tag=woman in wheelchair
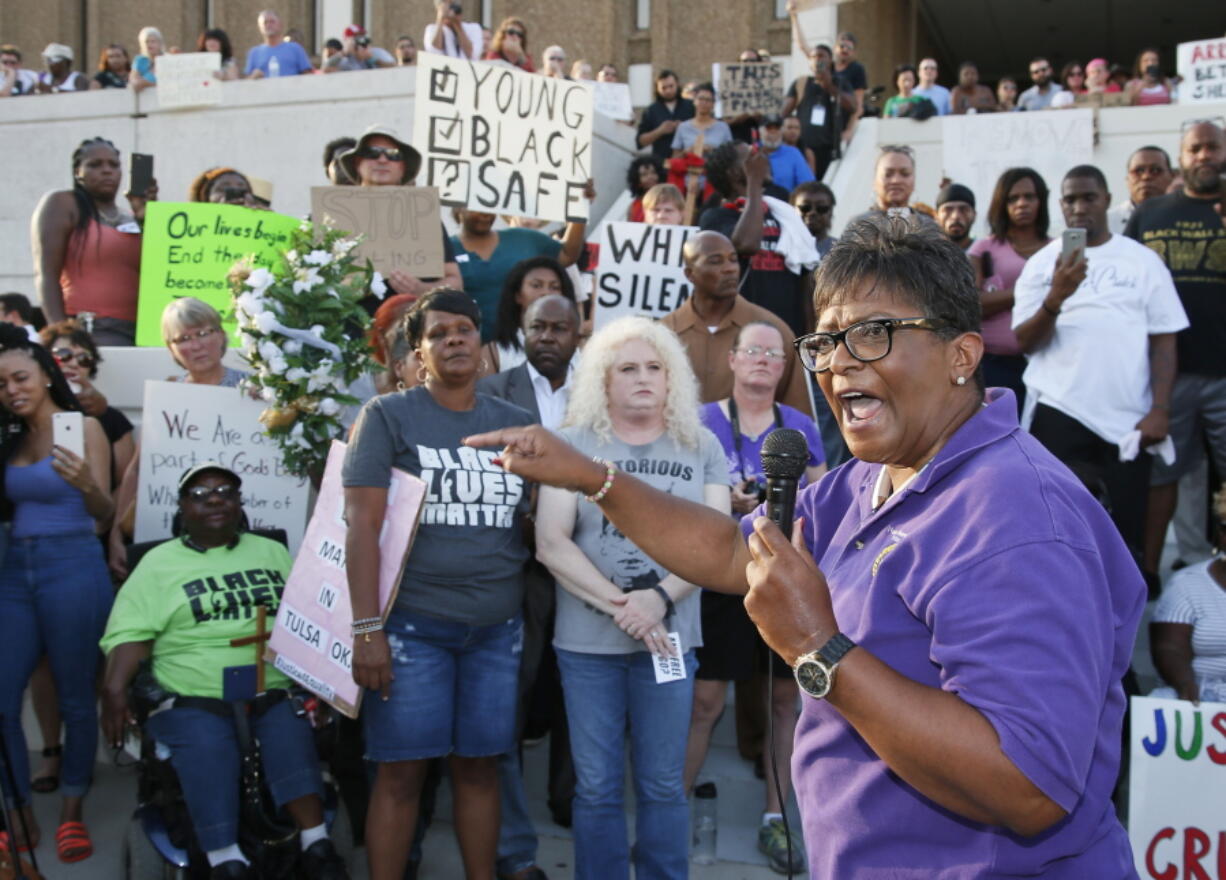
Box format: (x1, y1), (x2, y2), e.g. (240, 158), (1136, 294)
(100, 463), (348, 880)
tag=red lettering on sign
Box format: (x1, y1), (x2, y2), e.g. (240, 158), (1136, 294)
(1146, 827), (1176, 880)
(1208, 712), (1226, 765)
(1183, 827), (1212, 880)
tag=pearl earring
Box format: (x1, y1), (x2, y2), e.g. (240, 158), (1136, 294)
(955, 376), (966, 386)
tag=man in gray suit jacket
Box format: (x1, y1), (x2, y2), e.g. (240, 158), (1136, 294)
(476, 294), (581, 876)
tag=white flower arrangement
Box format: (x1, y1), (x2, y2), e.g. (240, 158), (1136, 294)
(229, 223), (380, 478)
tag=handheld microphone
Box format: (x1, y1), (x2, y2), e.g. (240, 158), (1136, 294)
(760, 428), (809, 534)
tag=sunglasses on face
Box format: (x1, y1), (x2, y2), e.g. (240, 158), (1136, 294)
(796, 202), (832, 215)
(52, 349), (95, 369)
(182, 483), (240, 502)
(359, 145), (406, 162)
(505, 29), (525, 38)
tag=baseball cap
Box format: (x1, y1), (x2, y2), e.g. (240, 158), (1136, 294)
(178, 462), (242, 493)
(343, 25), (366, 38)
(760, 113), (784, 128)
(935, 183), (976, 210)
(42, 43), (74, 63)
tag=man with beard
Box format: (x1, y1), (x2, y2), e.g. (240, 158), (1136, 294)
(1109, 146), (1174, 234)
(1018, 56), (1063, 111)
(1126, 121), (1226, 579)
(935, 183), (977, 250)
(760, 114), (815, 192)
(637, 69), (695, 162)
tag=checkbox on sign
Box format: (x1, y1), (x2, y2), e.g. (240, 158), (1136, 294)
(428, 68), (459, 103)
(428, 158), (470, 203)
(429, 116), (464, 156)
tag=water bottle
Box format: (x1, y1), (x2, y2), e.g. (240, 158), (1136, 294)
(692, 781), (718, 865)
(268, 54), (281, 78)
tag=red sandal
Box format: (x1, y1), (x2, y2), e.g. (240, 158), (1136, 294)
(55, 820), (93, 863)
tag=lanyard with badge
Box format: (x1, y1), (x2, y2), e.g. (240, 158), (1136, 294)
(729, 397), (783, 486)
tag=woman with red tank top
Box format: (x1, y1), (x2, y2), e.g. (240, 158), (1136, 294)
(31, 137), (157, 346)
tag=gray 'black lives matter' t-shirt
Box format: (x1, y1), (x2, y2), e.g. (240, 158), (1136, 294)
(343, 388), (534, 625)
(554, 424), (727, 655)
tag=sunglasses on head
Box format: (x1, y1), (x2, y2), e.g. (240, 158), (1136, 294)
(52, 348), (95, 369)
(359, 145), (405, 162)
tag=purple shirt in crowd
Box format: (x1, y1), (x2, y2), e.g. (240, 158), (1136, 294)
(741, 390), (1143, 878)
(700, 401), (824, 486)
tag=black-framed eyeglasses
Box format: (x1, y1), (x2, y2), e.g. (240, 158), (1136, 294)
(52, 348), (95, 369)
(358, 146), (405, 162)
(182, 484), (240, 502)
(794, 317), (948, 373)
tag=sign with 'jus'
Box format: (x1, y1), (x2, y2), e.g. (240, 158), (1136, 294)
(1128, 695), (1226, 878)
(413, 53), (594, 223)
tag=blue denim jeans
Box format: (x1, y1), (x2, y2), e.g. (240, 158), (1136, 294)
(363, 609), (523, 762)
(556, 648), (696, 880)
(0, 533), (112, 807)
(497, 749), (538, 875)
(146, 700), (324, 852)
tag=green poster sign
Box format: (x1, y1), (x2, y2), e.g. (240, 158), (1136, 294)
(135, 202), (302, 347)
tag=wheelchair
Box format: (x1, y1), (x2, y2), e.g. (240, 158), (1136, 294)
(119, 529), (354, 879)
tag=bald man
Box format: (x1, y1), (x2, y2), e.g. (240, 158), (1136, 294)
(1126, 120), (1226, 576)
(661, 231), (811, 414)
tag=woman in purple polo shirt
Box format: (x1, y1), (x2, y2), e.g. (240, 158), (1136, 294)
(467, 217), (1145, 879)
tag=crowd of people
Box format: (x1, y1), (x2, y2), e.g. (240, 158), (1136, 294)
(1, 6), (1225, 880)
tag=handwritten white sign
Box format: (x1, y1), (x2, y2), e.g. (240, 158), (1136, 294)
(1176, 38), (1226, 105)
(941, 110), (1094, 238)
(413, 53), (594, 223)
(156, 52), (222, 109)
(134, 381), (310, 552)
(594, 222), (696, 328)
(1128, 696), (1226, 878)
(592, 81), (634, 122)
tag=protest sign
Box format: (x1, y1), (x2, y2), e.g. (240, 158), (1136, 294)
(942, 110), (1093, 238)
(1128, 695), (1226, 878)
(135, 202), (301, 347)
(594, 222), (696, 328)
(311, 186), (445, 279)
(412, 53), (594, 223)
(1177, 38), (1226, 104)
(265, 441), (425, 717)
(156, 52), (222, 109)
(592, 81), (634, 122)
(134, 380), (311, 552)
(713, 62), (784, 118)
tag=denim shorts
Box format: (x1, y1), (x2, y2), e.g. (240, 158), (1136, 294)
(363, 608), (523, 762)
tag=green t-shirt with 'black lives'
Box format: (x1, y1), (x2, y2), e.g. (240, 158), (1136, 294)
(101, 533), (292, 698)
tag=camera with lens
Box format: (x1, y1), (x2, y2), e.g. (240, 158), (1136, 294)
(740, 478), (767, 504)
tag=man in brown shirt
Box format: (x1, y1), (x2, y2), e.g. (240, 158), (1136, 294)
(662, 230), (812, 415)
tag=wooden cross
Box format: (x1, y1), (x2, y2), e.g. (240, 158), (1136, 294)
(230, 605), (271, 695)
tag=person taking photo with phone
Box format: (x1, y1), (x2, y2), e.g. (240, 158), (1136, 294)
(424, 1), (482, 60)
(1014, 165), (1187, 578)
(0, 324), (113, 864)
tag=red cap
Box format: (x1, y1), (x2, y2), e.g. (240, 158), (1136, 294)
(343, 24), (366, 38)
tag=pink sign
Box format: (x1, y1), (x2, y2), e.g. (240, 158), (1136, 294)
(265, 440), (425, 718)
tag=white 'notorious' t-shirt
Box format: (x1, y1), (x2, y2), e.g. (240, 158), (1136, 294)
(1013, 234), (1187, 444)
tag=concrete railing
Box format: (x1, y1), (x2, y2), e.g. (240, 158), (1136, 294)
(0, 66), (639, 294)
(825, 102), (1226, 238)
